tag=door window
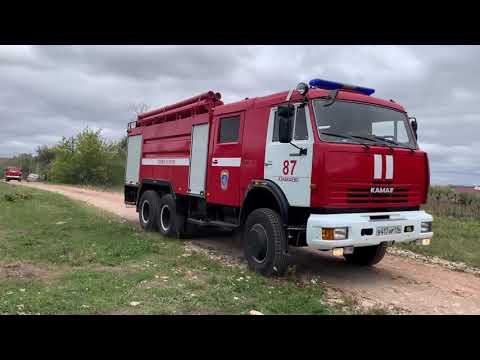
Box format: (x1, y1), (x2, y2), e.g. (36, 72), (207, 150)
(218, 116), (240, 143)
(272, 106), (308, 142)
(294, 106), (308, 141)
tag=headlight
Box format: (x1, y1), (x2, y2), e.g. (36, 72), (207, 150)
(421, 221), (432, 233)
(321, 227), (348, 240)
(296, 82), (309, 95)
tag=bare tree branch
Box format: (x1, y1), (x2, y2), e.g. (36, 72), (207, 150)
(130, 103), (150, 119)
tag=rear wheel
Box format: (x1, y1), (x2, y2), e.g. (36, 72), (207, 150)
(138, 190), (160, 232)
(344, 243), (387, 266)
(243, 208), (288, 277)
(158, 194), (179, 238)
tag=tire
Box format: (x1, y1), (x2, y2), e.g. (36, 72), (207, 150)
(243, 208), (288, 277)
(138, 190), (160, 232)
(344, 243), (388, 266)
(5, 179), (9, 182)
(157, 194), (180, 238)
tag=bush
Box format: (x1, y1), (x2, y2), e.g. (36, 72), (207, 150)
(48, 128), (126, 187)
(4, 191), (33, 202)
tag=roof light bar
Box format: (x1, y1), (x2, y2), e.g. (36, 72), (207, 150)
(309, 78), (375, 96)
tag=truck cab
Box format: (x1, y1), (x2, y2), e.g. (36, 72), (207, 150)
(125, 79), (433, 277)
(267, 82), (432, 258)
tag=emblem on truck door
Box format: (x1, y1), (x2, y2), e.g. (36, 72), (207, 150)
(220, 169), (229, 191)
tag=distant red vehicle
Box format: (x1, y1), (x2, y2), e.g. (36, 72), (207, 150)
(4, 167), (22, 182)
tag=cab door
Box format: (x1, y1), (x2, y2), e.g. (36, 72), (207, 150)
(206, 112), (244, 207)
(264, 104), (314, 207)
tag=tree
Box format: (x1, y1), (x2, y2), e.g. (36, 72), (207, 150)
(47, 128), (128, 187)
(36, 145), (56, 179)
(48, 136), (78, 184)
(130, 103), (149, 118)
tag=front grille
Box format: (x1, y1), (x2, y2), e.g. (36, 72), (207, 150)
(347, 187), (409, 204)
(329, 184), (421, 206)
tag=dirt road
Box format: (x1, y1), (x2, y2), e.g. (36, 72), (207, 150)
(14, 181), (480, 314)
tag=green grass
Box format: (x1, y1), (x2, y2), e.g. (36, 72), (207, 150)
(398, 214), (480, 268)
(395, 186), (480, 268)
(0, 183), (335, 315)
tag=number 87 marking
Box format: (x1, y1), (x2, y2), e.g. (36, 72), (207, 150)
(282, 160), (297, 175)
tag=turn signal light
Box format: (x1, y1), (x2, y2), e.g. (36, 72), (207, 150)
(322, 227), (348, 240)
(322, 228), (335, 240)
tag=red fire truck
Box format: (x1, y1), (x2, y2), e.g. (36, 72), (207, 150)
(4, 166), (22, 182)
(125, 79), (433, 276)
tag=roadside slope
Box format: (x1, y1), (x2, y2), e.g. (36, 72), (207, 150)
(14, 181), (480, 314)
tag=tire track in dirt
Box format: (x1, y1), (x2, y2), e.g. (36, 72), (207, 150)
(13, 181), (480, 314)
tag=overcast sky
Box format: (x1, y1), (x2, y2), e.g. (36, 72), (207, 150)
(0, 45), (478, 185)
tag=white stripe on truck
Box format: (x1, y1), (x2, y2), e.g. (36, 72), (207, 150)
(142, 158), (190, 166)
(211, 157), (242, 167)
(385, 154), (394, 179)
(374, 154), (382, 179)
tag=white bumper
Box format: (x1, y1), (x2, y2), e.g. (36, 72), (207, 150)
(6, 175), (21, 179)
(306, 210), (433, 250)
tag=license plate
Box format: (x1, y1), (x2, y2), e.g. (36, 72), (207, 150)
(376, 225), (402, 236)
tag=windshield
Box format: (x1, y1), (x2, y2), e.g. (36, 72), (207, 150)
(313, 99), (416, 149)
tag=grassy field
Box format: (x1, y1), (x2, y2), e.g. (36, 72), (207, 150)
(397, 186), (480, 268)
(399, 216), (480, 267)
(0, 182), (337, 315)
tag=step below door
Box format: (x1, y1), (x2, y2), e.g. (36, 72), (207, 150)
(188, 123), (209, 196)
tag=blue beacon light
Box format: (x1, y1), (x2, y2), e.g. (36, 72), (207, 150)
(308, 79), (375, 96)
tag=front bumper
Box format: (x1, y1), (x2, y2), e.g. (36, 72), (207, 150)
(306, 210), (433, 250)
(6, 176), (21, 180)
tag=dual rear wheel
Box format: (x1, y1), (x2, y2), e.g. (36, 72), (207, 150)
(138, 191), (178, 237)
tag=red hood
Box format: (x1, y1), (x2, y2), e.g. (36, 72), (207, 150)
(5, 168), (22, 175)
(311, 144), (428, 209)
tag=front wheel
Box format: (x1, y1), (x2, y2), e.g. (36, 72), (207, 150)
(243, 208), (288, 277)
(344, 243), (387, 266)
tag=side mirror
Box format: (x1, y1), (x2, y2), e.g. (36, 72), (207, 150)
(409, 117), (418, 140)
(278, 104), (294, 143)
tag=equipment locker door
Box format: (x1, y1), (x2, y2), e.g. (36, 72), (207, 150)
(264, 104), (314, 207)
(188, 123), (209, 196)
(125, 134), (142, 185)
(206, 112), (244, 207)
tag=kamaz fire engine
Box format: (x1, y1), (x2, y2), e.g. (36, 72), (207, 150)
(124, 79), (433, 276)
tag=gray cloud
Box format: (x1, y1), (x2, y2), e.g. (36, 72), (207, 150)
(0, 45), (478, 185)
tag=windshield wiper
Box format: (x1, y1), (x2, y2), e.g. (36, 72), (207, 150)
(370, 135), (416, 152)
(349, 134), (394, 152)
(320, 132), (370, 150)
(372, 136), (415, 151)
